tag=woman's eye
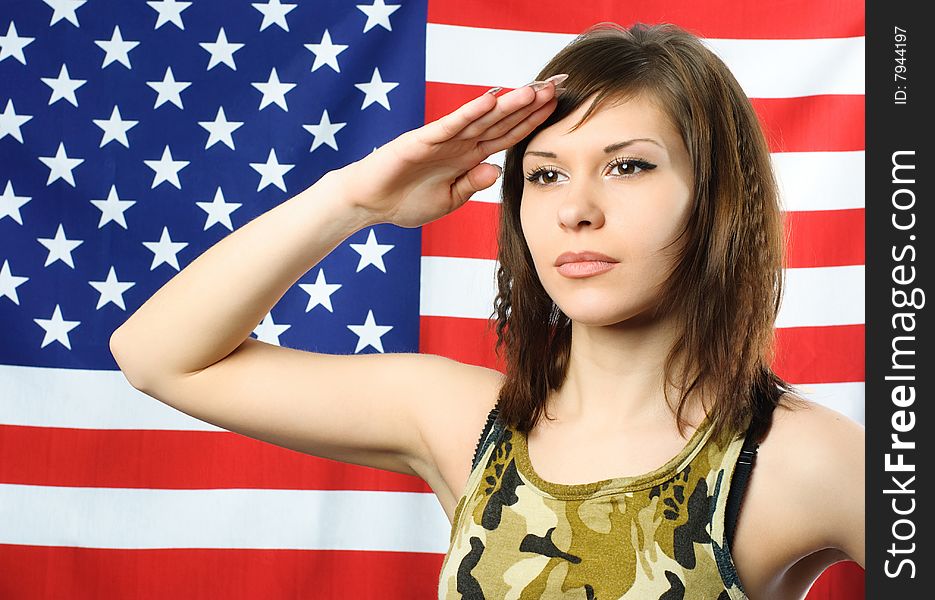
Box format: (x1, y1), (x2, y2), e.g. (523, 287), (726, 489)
(609, 158), (655, 177)
(524, 158), (656, 186)
(524, 168), (566, 186)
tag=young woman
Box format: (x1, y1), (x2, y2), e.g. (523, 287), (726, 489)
(111, 22), (865, 600)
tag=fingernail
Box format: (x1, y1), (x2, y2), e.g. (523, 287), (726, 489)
(544, 73), (569, 86)
(485, 86), (502, 95)
(553, 86), (567, 96)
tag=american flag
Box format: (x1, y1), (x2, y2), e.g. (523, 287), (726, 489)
(1, 0), (863, 598)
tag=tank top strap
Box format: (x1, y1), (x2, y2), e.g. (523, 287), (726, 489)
(470, 404), (503, 471)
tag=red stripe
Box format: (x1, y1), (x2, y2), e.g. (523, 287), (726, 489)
(421, 316), (864, 384)
(427, 0), (863, 39)
(752, 96), (865, 153)
(426, 84), (864, 155)
(806, 562), (866, 600)
(0, 544), (442, 599)
(423, 203), (865, 269)
(785, 208), (864, 268)
(0, 425), (429, 492)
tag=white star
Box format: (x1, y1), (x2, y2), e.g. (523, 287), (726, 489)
(249, 148), (294, 192)
(195, 187), (242, 231)
(43, 0), (87, 27)
(94, 25), (139, 69)
(354, 67), (398, 110)
(301, 110), (347, 152)
(38, 143), (84, 187)
(347, 309), (393, 353)
(34, 304), (81, 350)
(37, 223), (84, 268)
(0, 260), (30, 305)
(0, 181), (32, 225)
(147, 66), (191, 109)
(147, 0), (192, 30)
(144, 146), (189, 189)
(252, 68), (296, 111)
(88, 266), (136, 310)
(92, 106), (139, 148)
(0, 22), (35, 65)
(304, 29), (348, 73)
(349, 228), (394, 273)
(252, 0), (297, 32)
(197, 106), (244, 150)
(90, 185), (136, 229)
(0, 99), (33, 143)
(41, 64), (87, 107)
(253, 313), (292, 345)
(199, 28), (244, 71)
(142, 226), (189, 270)
(356, 0), (401, 33)
(299, 268), (342, 313)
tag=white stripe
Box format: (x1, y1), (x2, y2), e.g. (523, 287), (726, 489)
(790, 381), (865, 425)
(0, 483), (451, 552)
(469, 151), (865, 212)
(420, 257), (863, 328)
(426, 24), (864, 98)
(776, 264), (864, 328)
(0, 365), (864, 429)
(0, 364), (223, 430)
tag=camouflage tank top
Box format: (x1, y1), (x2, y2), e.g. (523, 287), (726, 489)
(438, 406), (756, 599)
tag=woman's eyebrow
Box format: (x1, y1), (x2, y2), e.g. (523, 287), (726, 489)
(524, 137), (665, 159)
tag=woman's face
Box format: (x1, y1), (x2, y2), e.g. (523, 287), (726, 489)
(519, 92), (694, 327)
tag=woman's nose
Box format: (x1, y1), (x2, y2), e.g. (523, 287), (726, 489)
(556, 191), (605, 229)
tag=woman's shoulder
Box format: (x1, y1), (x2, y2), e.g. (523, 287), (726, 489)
(754, 391), (865, 561)
(760, 393), (864, 476)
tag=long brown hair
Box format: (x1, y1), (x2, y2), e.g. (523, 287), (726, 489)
(488, 21), (806, 444)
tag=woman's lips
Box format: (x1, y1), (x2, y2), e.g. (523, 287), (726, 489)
(556, 261), (618, 278)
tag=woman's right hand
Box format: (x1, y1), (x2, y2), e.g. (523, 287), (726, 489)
(336, 76), (565, 229)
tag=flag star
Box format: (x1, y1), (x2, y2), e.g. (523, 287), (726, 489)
(0, 22), (35, 65)
(198, 106), (244, 150)
(199, 28), (244, 71)
(37, 223), (84, 268)
(302, 109), (347, 152)
(252, 68), (296, 111)
(88, 266), (136, 310)
(249, 148), (294, 192)
(94, 25), (139, 69)
(142, 226), (189, 270)
(195, 187), (242, 231)
(252, 0), (298, 32)
(90, 185), (136, 229)
(147, 66), (191, 109)
(144, 146), (189, 189)
(0, 260), (30, 305)
(349, 228), (394, 273)
(253, 313), (291, 345)
(1, 181), (33, 225)
(356, 0), (402, 33)
(354, 67), (399, 110)
(33, 304), (81, 350)
(346, 309), (393, 353)
(147, 0), (192, 30)
(38, 142), (84, 187)
(304, 29), (348, 73)
(93, 106), (139, 148)
(0, 99), (33, 143)
(299, 268), (342, 313)
(41, 64), (87, 107)
(43, 0), (87, 27)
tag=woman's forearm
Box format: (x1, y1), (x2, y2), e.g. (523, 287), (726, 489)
(109, 166), (375, 388)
